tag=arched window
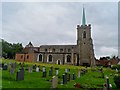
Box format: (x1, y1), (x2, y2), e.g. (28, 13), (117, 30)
(45, 49), (47, 52)
(67, 55), (71, 62)
(83, 31), (86, 38)
(27, 55), (29, 59)
(49, 55), (52, 62)
(68, 49), (71, 52)
(39, 54), (42, 61)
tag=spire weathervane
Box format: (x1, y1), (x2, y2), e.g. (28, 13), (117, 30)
(82, 5), (86, 26)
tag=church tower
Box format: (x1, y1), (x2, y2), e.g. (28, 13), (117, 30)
(77, 7), (95, 66)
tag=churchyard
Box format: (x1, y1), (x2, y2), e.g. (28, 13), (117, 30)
(0, 58), (119, 89)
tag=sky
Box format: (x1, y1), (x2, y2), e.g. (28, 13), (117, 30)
(1, 2), (118, 59)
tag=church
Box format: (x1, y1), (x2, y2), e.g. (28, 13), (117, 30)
(15, 7), (96, 66)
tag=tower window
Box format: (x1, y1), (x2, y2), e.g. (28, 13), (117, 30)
(48, 55), (52, 62)
(67, 55), (71, 62)
(83, 31), (86, 38)
(68, 49), (71, 52)
(39, 54), (42, 61)
(45, 49), (47, 52)
(21, 55), (23, 59)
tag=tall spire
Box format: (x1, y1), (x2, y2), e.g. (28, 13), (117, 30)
(82, 5), (86, 26)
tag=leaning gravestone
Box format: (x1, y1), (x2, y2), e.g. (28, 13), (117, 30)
(16, 68), (24, 81)
(52, 76), (58, 88)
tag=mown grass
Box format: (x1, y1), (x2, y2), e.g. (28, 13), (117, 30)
(1, 58), (117, 88)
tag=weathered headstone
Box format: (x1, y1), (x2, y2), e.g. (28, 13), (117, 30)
(42, 67), (46, 72)
(67, 73), (70, 81)
(55, 68), (59, 75)
(73, 73), (76, 80)
(36, 67), (39, 72)
(78, 70), (80, 78)
(116, 68), (118, 73)
(28, 67), (33, 73)
(42, 71), (47, 77)
(49, 69), (53, 76)
(3, 63), (8, 70)
(63, 74), (67, 84)
(10, 68), (15, 74)
(65, 68), (68, 73)
(52, 76), (58, 88)
(106, 76), (110, 90)
(16, 68), (24, 81)
(56, 69), (59, 75)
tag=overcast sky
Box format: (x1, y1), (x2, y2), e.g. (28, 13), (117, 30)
(1, 2), (118, 59)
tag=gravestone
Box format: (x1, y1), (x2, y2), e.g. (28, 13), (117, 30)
(63, 74), (67, 84)
(28, 67), (32, 73)
(42, 71), (47, 77)
(0, 63), (2, 70)
(50, 66), (53, 71)
(52, 76), (58, 88)
(73, 73), (76, 80)
(16, 68), (24, 81)
(49, 69), (53, 76)
(65, 68), (68, 73)
(78, 70), (80, 78)
(55, 68), (59, 75)
(42, 67), (46, 72)
(3, 63), (8, 70)
(13, 62), (17, 69)
(67, 73), (70, 81)
(36, 67), (39, 72)
(106, 76), (110, 90)
(56, 69), (59, 75)
(25, 64), (29, 70)
(116, 68), (118, 73)
(10, 67), (15, 74)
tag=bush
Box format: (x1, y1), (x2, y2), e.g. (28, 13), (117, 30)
(111, 65), (120, 70)
(114, 75), (120, 88)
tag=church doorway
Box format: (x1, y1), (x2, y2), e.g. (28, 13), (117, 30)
(57, 60), (61, 65)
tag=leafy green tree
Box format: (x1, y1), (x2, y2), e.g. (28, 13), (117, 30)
(1, 39), (23, 59)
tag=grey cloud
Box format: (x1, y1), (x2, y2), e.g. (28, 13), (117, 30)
(2, 2), (118, 59)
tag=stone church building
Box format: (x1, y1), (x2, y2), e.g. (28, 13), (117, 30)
(15, 8), (96, 66)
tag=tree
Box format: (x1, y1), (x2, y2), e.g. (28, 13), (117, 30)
(1, 39), (23, 59)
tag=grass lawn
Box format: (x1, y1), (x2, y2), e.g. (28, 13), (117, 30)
(1, 59), (117, 88)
